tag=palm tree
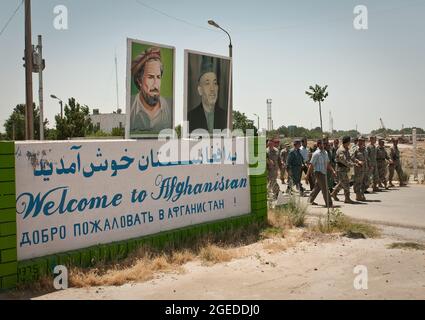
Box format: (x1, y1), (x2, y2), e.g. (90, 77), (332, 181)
(305, 84), (329, 133)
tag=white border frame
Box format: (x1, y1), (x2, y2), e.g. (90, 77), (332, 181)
(184, 49), (232, 133)
(125, 38), (176, 139)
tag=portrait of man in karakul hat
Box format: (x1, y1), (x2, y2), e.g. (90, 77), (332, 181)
(130, 47), (172, 133)
(188, 55), (228, 133)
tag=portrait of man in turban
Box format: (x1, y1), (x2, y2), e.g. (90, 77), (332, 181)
(128, 40), (174, 136)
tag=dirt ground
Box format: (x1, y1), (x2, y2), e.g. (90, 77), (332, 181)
(4, 222), (424, 300)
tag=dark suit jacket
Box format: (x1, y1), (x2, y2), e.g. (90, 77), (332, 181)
(188, 103), (227, 133)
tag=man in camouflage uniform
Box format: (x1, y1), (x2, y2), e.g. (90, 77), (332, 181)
(331, 136), (356, 204)
(267, 139), (281, 201)
(324, 140), (335, 192)
(376, 138), (390, 189)
(389, 138), (407, 187)
(350, 137), (359, 156)
(332, 138), (340, 185)
(351, 136), (368, 201)
(366, 136), (381, 192)
(279, 143), (290, 184)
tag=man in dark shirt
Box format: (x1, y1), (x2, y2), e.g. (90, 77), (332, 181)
(188, 58), (227, 133)
(286, 139), (305, 194)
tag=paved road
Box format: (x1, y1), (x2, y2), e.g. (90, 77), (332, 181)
(277, 182), (425, 229)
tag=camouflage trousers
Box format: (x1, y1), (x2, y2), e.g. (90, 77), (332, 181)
(280, 167), (287, 183)
(365, 164), (379, 188)
(334, 170), (351, 197)
(389, 163), (404, 183)
(353, 168), (366, 196)
(377, 161), (388, 185)
(267, 171), (280, 200)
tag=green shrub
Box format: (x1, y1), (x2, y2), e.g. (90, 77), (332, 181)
(273, 196), (307, 227)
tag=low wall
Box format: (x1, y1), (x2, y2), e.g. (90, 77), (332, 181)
(0, 138), (266, 290)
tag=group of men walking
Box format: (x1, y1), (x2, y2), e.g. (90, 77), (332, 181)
(266, 135), (406, 207)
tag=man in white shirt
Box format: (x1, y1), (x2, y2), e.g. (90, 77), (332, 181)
(306, 139), (337, 207)
(130, 47), (172, 133)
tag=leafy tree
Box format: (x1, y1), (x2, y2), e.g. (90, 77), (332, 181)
(175, 124), (182, 138)
(305, 84), (329, 133)
(332, 129), (360, 139)
(4, 104), (48, 140)
(46, 128), (58, 140)
(266, 129), (280, 139)
(232, 110), (257, 135)
(111, 127), (124, 137)
(277, 125), (322, 139)
(55, 98), (93, 140)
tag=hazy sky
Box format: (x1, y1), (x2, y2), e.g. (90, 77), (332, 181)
(1, 0), (424, 134)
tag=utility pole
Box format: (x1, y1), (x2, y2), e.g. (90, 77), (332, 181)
(229, 42), (233, 131)
(267, 99), (273, 131)
(115, 52), (120, 112)
(207, 20), (233, 130)
(413, 128), (418, 181)
(24, 0), (34, 140)
(36, 35), (45, 140)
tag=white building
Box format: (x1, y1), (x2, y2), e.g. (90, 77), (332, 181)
(89, 109), (126, 134)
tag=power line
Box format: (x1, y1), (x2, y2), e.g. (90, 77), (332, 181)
(135, 0), (219, 33)
(0, 0), (24, 37)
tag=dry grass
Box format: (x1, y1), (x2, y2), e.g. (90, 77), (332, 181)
(69, 248), (196, 288)
(16, 200), (313, 292)
(270, 196), (308, 228)
(262, 241), (289, 253)
(14, 276), (55, 296)
(262, 228), (306, 254)
(20, 204), (311, 290)
(170, 249), (196, 265)
(11, 202), (378, 292)
(268, 210), (291, 229)
(67, 222), (267, 288)
(387, 242), (425, 251)
(313, 209), (380, 239)
(260, 227), (285, 239)
(199, 245), (237, 265)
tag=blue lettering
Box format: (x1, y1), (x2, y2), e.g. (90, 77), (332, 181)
(16, 186), (123, 219)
